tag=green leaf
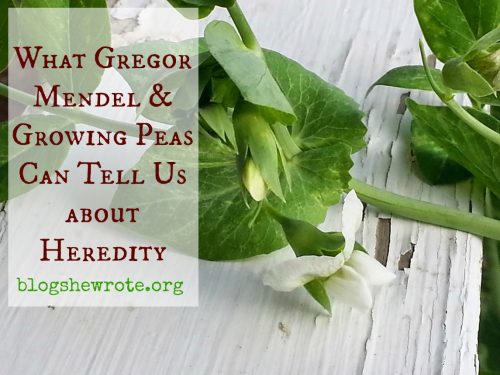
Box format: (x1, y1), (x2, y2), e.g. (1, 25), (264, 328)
(265, 51), (365, 152)
(0, 0), (22, 73)
(411, 120), (472, 185)
(166, 0), (234, 19)
(492, 105), (500, 121)
(113, 51), (365, 260)
(304, 280), (331, 314)
(442, 57), (495, 97)
(19, 0), (67, 7)
(15, 0), (109, 93)
(113, 39), (209, 125)
(370, 65), (450, 93)
(199, 103), (236, 148)
(414, 0), (499, 62)
(204, 21), (296, 124)
(0, 1), (11, 73)
(196, 138), (353, 260)
(456, 0), (500, 39)
(19, 0), (108, 9)
(407, 100), (500, 197)
(0, 122), (7, 202)
(166, 0), (213, 19)
(415, 0), (476, 61)
(475, 92), (500, 106)
(479, 307), (500, 375)
(198, 135), (284, 259)
(269, 144), (353, 221)
(198, 56), (219, 102)
(115, 39), (208, 89)
(210, 76), (239, 108)
(182, 0), (234, 6)
(2, 115), (73, 202)
(464, 26), (500, 60)
(479, 191), (500, 375)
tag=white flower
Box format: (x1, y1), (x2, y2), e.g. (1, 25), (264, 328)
(262, 190), (396, 310)
(242, 158), (267, 201)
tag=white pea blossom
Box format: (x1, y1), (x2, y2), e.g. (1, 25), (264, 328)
(262, 190), (396, 310)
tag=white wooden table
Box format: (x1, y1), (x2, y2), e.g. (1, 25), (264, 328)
(0, 1), (483, 374)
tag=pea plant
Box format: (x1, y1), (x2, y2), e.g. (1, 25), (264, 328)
(371, 1), (499, 372)
(0, 0), (500, 331)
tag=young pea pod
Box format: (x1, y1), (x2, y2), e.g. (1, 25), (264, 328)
(233, 100), (284, 201)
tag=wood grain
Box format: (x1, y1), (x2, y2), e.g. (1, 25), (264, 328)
(0, 0), (482, 374)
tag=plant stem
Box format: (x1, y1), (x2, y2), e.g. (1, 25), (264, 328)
(444, 99), (500, 146)
(227, 2), (263, 56)
(350, 178), (500, 241)
(0, 82), (156, 137)
(419, 41), (500, 147)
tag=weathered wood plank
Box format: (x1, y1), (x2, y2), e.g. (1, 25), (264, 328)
(0, 0), (481, 374)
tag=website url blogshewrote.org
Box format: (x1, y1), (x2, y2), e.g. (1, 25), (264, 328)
(16, 277), (184, 296)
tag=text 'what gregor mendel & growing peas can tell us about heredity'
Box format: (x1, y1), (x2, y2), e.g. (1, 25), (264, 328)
(7, 7), (200, 307)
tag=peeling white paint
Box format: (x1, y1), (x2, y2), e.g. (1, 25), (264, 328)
(0, 0), (482, 374)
